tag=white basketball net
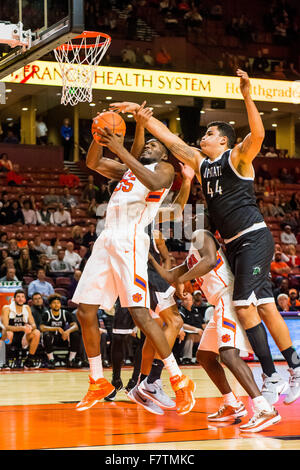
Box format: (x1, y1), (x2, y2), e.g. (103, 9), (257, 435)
(54, 33), (110, 106)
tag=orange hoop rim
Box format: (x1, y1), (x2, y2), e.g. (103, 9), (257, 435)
(56, 31), (111, 51)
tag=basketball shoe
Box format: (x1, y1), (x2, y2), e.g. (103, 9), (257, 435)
(104, 378), (123, 402)
(76, 376), (115, 411)
(240, 408), (281, 433)
(128, 384), (164, 415)
(208, 403), (248, 421)
(138, 378), (176, 410)
(284, 367), (300, 405)
(170, 374), (196, 415)
(261, 372), (288, 405)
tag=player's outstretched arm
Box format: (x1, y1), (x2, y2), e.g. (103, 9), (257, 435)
(110, 101), (204, 173)
(130, 101), (150, 158)
(231, 69), (265, 174)
(177, 232), (217, 284)
(86, 138), (127, 180)
(148, 253), (188, 284)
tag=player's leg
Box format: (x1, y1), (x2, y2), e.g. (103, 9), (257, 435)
(128, 306), (195, 415)
(67, 330), (82, 368)
(258, 302), (300, 405)
(24, 329), (41, 369)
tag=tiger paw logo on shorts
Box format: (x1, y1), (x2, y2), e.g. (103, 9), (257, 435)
(132, 293), (143, 302)
(222, 334), (231, 343)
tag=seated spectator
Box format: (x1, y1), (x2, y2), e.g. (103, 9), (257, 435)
(280, 225), (297, 245)
(82, 223), (97, 248)
(277, 293), (289, 312)
(290, 192), (300, 212)
(8, 238), (20, 261)
(121, 43), (136, 65)
(279, 193), (292, 213)
(0, 233), (9, 250)
(40, 294), (81, 368)
(143, 48), (155, 68)
(35, 253), (52, 277)
(35, 115), (48, 145)
(155, 46), (172, 68)
(96, 201), (108, 237)
(270, 251), (291, 281)
(64, 242), (82, 271)
(50, 248), (73, 273)
(27, 268), (55, 300)
(286, 245), (300, 268)
(60, 119), (74, 161)
(281, 212), (298, 232)
(6, 163), (28, 186)
(0, 249), (9, 268)
(82, 182), (98, 202)
(18, 248), (33, 277)
(3, 130), (19, 144)
(274, 243), (290, 263)
(192, 291), (211, 323)
(265, 147), (278, 158)
(59, 167), (80, 189)
(70, 225), (84, 251)
(45, 237), (62, 260)
(50, 203), (72, 226)
(33, 235), (48, 254)
(257, 163), (272, 180)
(5, 200), (25, 225)
(288, 289), (300, 311)
(60, 186), (77, 209)
(36, 202), (51, 225)
(268, 196), (286, 218)
(184, 6), (203, 31)
(28, 240), (41, 268)
(22, 199), (37, 225)
(15, 232), (28, 249)
(97, 183), (110, 203)
(0, 266), (20, 281)
(30, 292), (48, 329)
(252, 50), (269, 74)
(279, 167), (294, 184)
(178, 293), (203, 364)
(0, 153), (13, 172)
(67, 269), (82, 299)
(87, 198), (98, 217)
(257, 198), (269, 218)
(43, 188), (60, 208)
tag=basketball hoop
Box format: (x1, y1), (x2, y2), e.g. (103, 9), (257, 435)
(54, 31), (111, 106)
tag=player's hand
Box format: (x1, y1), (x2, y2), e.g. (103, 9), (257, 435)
(178, 329), (185, 343)
(97, 127), (124, 153)
(133, 102), (153, 126)
(61, 330), (69, 341)
(24, 324), (32, 334)
(175, 282), (187, 300)
(148, 253), (155, 263)
(109, 101), (140, 114)
(57, 327), (64, 336)
(236, 69), (251, 97)
(179, 162), (195, 181)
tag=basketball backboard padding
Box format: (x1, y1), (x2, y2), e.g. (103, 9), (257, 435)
(0, 0), (84, 80)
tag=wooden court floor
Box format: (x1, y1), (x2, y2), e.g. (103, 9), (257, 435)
(0, 363), (299, 450)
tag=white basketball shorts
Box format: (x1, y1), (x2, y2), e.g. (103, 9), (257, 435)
(72, 228), (150, 310)
(198, 291), (253, 355)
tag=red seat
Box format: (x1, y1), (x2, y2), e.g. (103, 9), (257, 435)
(55, 277), (71, 288)
(54, 287), (68, 297)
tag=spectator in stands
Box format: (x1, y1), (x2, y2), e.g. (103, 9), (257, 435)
(135, 46), (144, 67)
(68, 269), (82, 299)
(257, 163), (272, 181)
(192, 291), (209, 327)
(0, 266), (19, 282)
(8, 239), (20, 261)
(82, 182), (98, 202)
(59, 167), (80, 188)
(178, 293), (203, 365)
(277, 293), (289, 312)
(257, 198), (270, 218)
(164, 11), (179, 34)
(155, 46), (172, 69)
(281, 211), (298, 232)
(279, 193), (292, 214)
(271, 251), (291, 281)
(30, 292), (48, 329)
(288, 289), (300, 311)
(35, 253), (51, 277)
(0, 192), (10, 223)
(0, 233), (9, 250)
(268, 196), (286, 218)
(279, 167), (293, 183)
(290, 192), (300, 212)
(50, 203), (72, 226)
(64, 242), (82, 271)
(6, 200), (25, 225)
(22, 199), (37, 225)
(6, 164), (27, 186)
(252, 49), (269, 74)
(184, 6), (203, 32)
(87, 198), (98, 217)
(45, 237), (61, 260)
(274, 22), (288, 45)
(121, 43), (136, 65)
(273, 277), (290, 300)
(40, 294), (81, 368)
(60, 186), (77, 209)
(18, 248), (33, 278)
(82, 222), (97, 248)
(15, 232), (28, 249)
(265, 146), (278, 158)
(69, 226), (84, 251)
(3, 130), (19, 144)
(36, 115), (48, 145)
(143, 48), (155, 68)
(0, 153), (13, 172)
(97, 183), (110, 203)
(280, 225), (297, 246)
(0, 249), (9, 268)
(210, 2), (223, 20)
(50, 248), (73, 273)
(27, 268), (55, 300)
(33, 235), (48, 254)
(36, 202), (51, 225)
(79, 243), (93, 272)
(43, 188), (60, 208)
(286, 244), (300, 268)
(28, 240), (40, 268)
(125, 4), (137, 40)
(95, 201), (108, 237)
(60, 119), (73, 161)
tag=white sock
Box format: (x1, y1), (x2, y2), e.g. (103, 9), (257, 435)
(69, 351), (76, 361)
(163, 353), (182, 378)
(252, 395), (272, 413)
(88, 354), (103, 381)
(223, 392), (240, 408)
(47, 353), (54, 360)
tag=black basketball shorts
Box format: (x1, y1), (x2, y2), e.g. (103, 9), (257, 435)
(225, 227), (275, 307)
(112, 302), (135, 334)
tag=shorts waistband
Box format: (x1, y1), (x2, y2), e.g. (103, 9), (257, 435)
(224, 221), (267, 244)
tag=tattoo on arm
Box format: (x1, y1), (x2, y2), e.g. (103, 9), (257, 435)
(169, 142), (197, 168)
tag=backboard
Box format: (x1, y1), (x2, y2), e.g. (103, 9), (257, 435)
(0, 0), (84, 80)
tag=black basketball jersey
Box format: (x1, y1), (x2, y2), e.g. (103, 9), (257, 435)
(9, 313), (26, 327)
(41, 310), (73, 331)
(200, 149), (264, 239)
(145, 223), (170, 293)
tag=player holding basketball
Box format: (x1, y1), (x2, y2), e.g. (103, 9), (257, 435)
(73, 110), (195, 415)
(110, 69), (300, 407)
(149, 222), (281, 432)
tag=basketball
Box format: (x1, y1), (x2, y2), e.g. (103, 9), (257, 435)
(91, 111), (126, 146)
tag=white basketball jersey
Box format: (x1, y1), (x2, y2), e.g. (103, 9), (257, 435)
(105, 163), (170, 231)
(186, 232), (234, 305)
(7, 300), (29, 323)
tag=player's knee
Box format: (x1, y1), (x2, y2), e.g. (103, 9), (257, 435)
(219, 347), (239, 368)
(196, 349), (208, 366)
(33, 329), (40, 339)
(76, 304), (96, 324)
(173, 313), (183, 332)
